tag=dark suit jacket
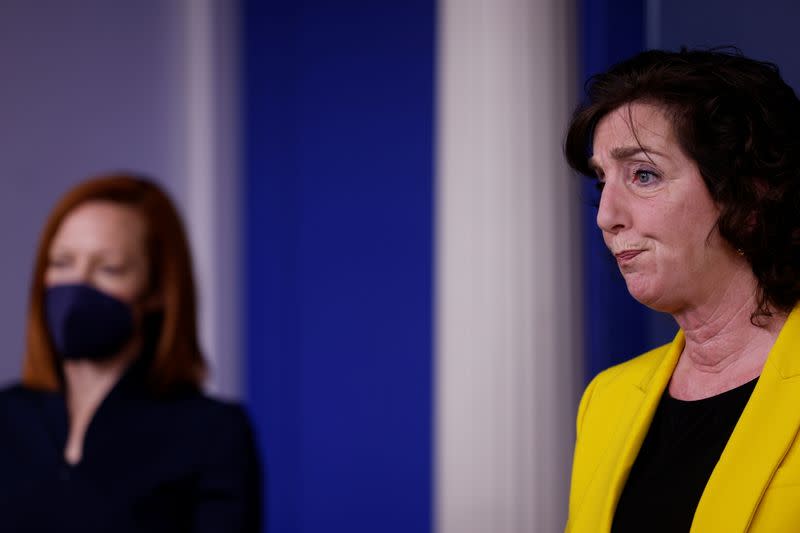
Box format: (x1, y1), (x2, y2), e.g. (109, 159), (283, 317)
(0, 361), (262, 533)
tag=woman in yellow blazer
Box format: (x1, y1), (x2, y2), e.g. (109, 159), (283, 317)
(563, 49), (800, 532)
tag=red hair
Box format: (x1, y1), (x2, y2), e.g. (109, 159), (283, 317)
(23, 173), (206, 393)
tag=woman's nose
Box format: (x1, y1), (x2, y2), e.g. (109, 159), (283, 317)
(596, 181), (629, 234)
(70, 261), (93, 284)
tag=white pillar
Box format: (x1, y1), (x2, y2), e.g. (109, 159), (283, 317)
(435, 0), (582, 531)
(185, 0), (241, 398)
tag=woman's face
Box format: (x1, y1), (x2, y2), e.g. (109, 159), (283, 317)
(45, 201), (150, 306)
(590, 102), (738, 314)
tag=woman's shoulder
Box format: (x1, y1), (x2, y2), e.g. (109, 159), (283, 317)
(0, 381), (28, 398)
(588, 341), (673, 391)
(166, 389), (248, 414)
(576, 342), (673, 419)
(159, 391), (255, 436)
(162, 393), (260, 470)
(0, 383), (61, 428)
(0, 382), (56, 405)
(574, 342), (674, 442)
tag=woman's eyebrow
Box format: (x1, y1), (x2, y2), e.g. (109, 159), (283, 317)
(611, 144), (668, 160)
(589, 144), (668, 168)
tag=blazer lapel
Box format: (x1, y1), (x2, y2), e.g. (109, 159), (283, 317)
(571, 333), (684, 532)
(692, 307), (800, 532)
(597, 334), (684, 529)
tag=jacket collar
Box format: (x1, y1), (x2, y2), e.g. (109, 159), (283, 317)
(597, 330), (683, 529)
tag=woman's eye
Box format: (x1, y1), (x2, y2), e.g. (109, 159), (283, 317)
(633, 169), (658, 185)
(47, 258), (69, 268)
(593, 170), (606, 191)
(101, 265), (126, 275)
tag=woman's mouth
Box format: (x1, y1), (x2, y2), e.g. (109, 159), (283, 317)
(615, 250), (643, 263)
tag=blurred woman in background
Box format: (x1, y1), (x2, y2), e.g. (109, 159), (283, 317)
(0, 174), (261, 532)
(565, 49), (800, 532)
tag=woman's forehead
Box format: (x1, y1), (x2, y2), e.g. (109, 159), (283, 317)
(591, 103), (677, 161)
(50, 201), (147, 254)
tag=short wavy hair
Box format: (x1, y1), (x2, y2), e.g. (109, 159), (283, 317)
(565, 48), (800, 320)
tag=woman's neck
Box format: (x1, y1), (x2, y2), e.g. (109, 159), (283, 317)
(61, 339), (141, 464)
(669, 271), (787, 400)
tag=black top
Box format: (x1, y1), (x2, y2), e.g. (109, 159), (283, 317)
(612, 378), (757, 533)
(0, 360), (262, 533)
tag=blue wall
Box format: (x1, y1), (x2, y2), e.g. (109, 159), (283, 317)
(580, 0), (664, 381)
(657, 0), (800, 90)
(242, 2), (434, 532)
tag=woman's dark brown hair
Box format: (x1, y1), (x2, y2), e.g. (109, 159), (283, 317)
(22, 173), (206, 393)
(565, 48), (800, 320)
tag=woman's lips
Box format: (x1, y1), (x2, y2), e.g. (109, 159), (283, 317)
(615, 250), (643, 263)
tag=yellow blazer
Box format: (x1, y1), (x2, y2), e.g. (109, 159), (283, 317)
(566, 306), (800, 532)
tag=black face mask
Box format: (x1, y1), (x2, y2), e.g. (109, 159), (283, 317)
(45, 284), (135, 361)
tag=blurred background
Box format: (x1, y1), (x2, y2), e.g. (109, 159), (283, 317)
(1, 0), (798, 532)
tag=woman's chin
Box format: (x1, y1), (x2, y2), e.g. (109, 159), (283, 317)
(624, 277), (670, 311)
